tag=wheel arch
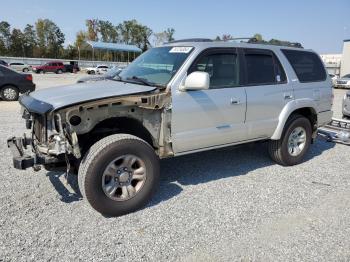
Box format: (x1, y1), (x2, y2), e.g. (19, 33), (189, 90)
(0, 83), (19, 93)
(77, 116), (157, 155)
(271, 99), (318, 140)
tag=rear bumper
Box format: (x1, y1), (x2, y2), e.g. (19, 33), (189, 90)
(19, 84), (35, 94)
(335, 84), (350, 89)
(318, 110), (333, 127)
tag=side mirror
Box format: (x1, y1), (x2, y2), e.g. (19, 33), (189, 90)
(180, 71), (210, 91)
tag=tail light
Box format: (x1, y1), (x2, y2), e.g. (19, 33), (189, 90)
(25, 74), (33, 82)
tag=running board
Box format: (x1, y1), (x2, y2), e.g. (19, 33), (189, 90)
(318, 118), (350, 145)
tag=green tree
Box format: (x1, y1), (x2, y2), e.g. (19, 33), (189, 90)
(35, 19), (65, 58)
(47, 27), (65, 58)
(86, 19), (99, 41)
(98, 20), (118, 42)
(9, 28), (25, 57)
(63, 44), (77, 59)
(0, 21), (11, 55)
(23, 24), (37, 57)
(165, 28), (175, 42)
(75, 30), (87, 60)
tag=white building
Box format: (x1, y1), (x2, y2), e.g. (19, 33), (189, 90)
(320, 54), (342, 75)
(320, 39), (350, 77)
(340, 40), (350, 77)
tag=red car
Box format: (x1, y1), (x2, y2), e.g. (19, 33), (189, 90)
(32, 61), (65, 74)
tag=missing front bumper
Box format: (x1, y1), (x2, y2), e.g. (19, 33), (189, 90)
(7, 136), (63, 170)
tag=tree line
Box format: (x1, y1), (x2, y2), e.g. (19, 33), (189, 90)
(0, 18), (295, 61)
(0, 18), (176, 60)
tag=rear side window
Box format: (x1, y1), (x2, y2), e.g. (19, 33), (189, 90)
(243, 49), (287, 85)
(281, 50), (326, 82)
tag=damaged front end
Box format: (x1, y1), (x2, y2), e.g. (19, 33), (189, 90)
(8, 87), (173, 172)
(7, 107), (80, 171)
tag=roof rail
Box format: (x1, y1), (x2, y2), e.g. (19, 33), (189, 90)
(166, 37), (303, 48)
(247, 38), (303, 48)
(167, 38), (213, 44)
(215, 37), (303, 48)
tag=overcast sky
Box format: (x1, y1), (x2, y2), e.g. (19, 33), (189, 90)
(1, 0), (349, 54)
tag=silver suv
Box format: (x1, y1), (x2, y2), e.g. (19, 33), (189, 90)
(8, 39), (333, 216)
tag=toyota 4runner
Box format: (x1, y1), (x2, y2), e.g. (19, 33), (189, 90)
(7, 39), (333, 216)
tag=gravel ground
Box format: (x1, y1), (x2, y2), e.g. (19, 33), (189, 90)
(0, 75), (349, 261)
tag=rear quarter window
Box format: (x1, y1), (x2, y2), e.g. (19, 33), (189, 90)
(282, 49), (326, 82)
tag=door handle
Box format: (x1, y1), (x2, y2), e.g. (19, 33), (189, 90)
(230, 98), (240, 104)
(284, 94), (293, 100)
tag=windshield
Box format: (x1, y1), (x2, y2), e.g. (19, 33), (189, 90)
(342, 74), (350, 78)
(118, 46), (193, 86)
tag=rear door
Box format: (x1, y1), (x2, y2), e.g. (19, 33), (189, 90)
(281, 49), (331, 113)
(242, 48), (293, 138)
(171, 48), (247, 153)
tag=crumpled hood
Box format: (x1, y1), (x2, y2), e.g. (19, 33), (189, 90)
(20, 80), (156, 114)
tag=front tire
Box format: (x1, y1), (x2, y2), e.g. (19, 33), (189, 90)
(268, 114), (312, 166)
(78, 134), (160, 217)
(23, 68), (29, 72)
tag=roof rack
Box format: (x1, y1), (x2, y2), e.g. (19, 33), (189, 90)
(166, 37), (303, 48)
(167, 38), (213, 44)
(222, 37), (303, 48)
(248, 38), (303, 48)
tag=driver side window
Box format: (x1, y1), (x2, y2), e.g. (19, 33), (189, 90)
(190, 51), (240, 89)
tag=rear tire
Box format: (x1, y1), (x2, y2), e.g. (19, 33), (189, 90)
(57, 69), (63, 74)
(78, 134), (159, 217)
(1, 85), (19, 101)
(268, 114), (312, 166)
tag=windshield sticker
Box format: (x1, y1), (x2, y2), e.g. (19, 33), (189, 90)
(169, 47), (193, 53)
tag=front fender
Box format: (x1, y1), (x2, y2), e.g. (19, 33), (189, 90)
(271, 99), (318, 140)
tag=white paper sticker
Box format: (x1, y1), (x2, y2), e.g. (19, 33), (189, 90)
(169, 47), (193, 53)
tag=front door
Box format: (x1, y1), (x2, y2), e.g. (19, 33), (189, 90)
(171, 48), (247, 154)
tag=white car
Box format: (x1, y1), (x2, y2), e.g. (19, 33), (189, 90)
(9, 62), (31, 72)
(85, 65), (109, 75)
(335, 74), (350, 89)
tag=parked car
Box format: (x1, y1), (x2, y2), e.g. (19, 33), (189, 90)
(64, 61), (80, 73)
(32, 61), (65, 74)
(7, 39), (333, 216)
(0, 59), (8, 67)
(0, 65), (35, 101)
(9, 62), (32, 72)
(77, 66), (122, 83)
(343, 91), (350, 118)
(85, 65), (109, 74)
(335, 74), (350, 89)
(328, 73), (338, 86)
